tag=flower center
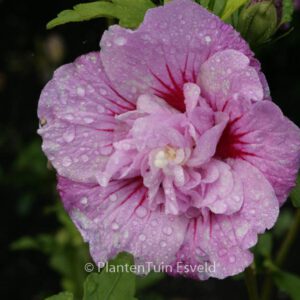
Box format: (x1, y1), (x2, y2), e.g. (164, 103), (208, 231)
(153, 146), (185, 168)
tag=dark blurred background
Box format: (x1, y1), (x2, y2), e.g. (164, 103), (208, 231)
(1, 1), (300, 299)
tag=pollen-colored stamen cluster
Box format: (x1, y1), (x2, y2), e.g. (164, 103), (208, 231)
(153, 146), (185, 168)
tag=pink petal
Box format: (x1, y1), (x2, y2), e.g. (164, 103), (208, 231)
(172, 159), (278, 279)
(232, 101), (300, 204)
(198, 49), (264, 110)
(58, 176), (189, 269)
(38, 52), (135, 182)
(100, 0), (265, 112)
(200, 159), (244, 215)
(187, 112), (228, 166)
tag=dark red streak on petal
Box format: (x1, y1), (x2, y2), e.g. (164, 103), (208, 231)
(103, 178), (137, 201)
(149, 65), (187, 113)
(193, 218), (198, 241)
(118, 181), (145, 207)
(132, 190), (147, 216)
(106, 83), (136, 110)
(216, 122), (256, 159)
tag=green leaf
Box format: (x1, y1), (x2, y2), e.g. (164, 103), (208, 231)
(195, 0), (210, 9)
(255, 232), (272, 258)
(237, 1), (278, 46)
(273, 209), (293, 237)
(273, 270), (300, 300)
(47, 0), (155, 29)
(136, 271), (165, 291)
(281, 0), (294, 25)
(83, 252), (137, 300)
(45, 291), (74, 300)
(221, 0), (248, 20)
(290, 175), (300, 208)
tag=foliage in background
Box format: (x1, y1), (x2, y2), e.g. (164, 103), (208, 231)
(12, 201), (90, 299)
(47, 0), (155, 29)
(47, 0), (295, 48)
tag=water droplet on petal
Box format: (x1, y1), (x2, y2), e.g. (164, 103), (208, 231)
(136, 206), (148, 218)
(65, 114), (74, 121)
(76, 86), (85, 97)
(62, 156), (72, 167)
(81, 154), (89, 162)
(195, 248), (203, 256)
(80, 197), (88, 205)
(163, 226), (173, 236)
(109, 194), (117, 202)
(249, 209), (256, 215)
(124, 230), (129, 239)
(100, 88), (107, 96)
(139, 234), (146, 241)
(100, 146), (113, 156)
(151, 220), (158, 227)
(114, 36), (127, 46)
(160, 240), (167, 248)
(97, 105), (105, 113)
(204, 35), (212, 44)
(229, 255), (236, 263)
(84, 117), (94, 124)
(111, 222), (119, 231)
(63, 127), (75, 143)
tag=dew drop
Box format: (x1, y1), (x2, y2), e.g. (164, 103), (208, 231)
(100, 146), (113, 156)
(136, 206), (148, 218)
(124, 230), (129, 239)
(76, 86), (85, 97)
(97, 105), (105, 113)
(63, 127), (75, 143)
(111, 222), (120, 231)
(114, 36), (127, 46)
(109, 194), (117, 202)
(204, 35), (212, 43)
(81, 154), (89, 162)
(229, 255), (236, 263)
(80, 197), (88, 205)
(160, 240), (167, 248)
(151, 220), (158, 227)
(139, 234), (146, 241)
(100, 88), (107, 96)
(62, 156), (72, 167)
(65, 114), (74, 121)
(84, 117), (94, 124)
(163, 226), (173, 236)
(195, 248), (203, 256)
(233, 195), (240, 202)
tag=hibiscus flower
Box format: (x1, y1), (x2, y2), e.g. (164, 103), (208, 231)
(38, 0), (300, 279)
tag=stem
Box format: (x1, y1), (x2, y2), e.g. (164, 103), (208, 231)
(244, 265), (260, 300)
(262, 208), (300, 300)
(208, 0), (215, 11)
(261, 271), (272, 300)
(275, 209), (300, 266)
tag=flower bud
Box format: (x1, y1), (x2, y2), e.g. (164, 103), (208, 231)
(237, 1), (278, 46)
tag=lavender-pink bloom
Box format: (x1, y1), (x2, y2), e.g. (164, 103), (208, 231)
(38, 0), (300, 279)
